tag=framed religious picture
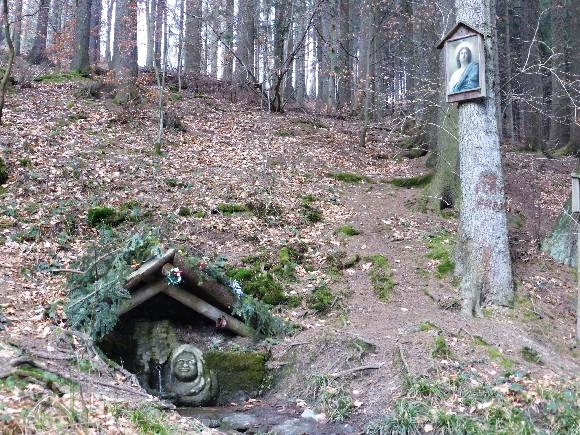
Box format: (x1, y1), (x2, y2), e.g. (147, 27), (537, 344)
(437, 22), (486, 103)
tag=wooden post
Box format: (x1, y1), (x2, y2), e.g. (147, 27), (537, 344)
(163, 285), (255, 337)
(118, 279), (168, 316)
(124, 249), (176, 290)
(172, 254), (237, 310)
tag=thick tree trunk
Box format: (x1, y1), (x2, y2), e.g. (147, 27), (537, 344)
(234, 0), (254, 84)
(184, 0), (202, 73)
(28, 0), (51, 64)
(71, 0), (92, 74)
(12, 0), (22, 55)
(455, 0), (513, 315)
(112, 0), (139, 102)
(89, 0), (101, 65)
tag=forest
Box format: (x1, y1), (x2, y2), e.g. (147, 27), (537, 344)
(0, 0), (579, 433)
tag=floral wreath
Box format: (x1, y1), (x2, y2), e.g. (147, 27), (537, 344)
(166, 267), (183, 286)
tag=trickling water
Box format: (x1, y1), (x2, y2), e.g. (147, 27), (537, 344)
(157, 365), (164, 395)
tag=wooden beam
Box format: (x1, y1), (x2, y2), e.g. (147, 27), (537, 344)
(173, 253), (237, 310)
(124, 249), (176, 290)
(162, 285), (255, 337)
(117, 279), (168, 315)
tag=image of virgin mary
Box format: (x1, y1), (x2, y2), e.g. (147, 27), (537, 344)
(448, 43), (480, 93)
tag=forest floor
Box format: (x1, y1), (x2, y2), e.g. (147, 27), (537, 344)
(0, 66), (579, 434)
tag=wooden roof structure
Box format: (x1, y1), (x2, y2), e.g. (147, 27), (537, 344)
(119, 249), (255, 337)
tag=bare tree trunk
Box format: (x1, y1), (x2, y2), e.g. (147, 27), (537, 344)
(235, 0), (256, 84)
(221, 0), (234, 82)
(89, 0), (101, 65)
(105, 0), (115, 66)
(294, 0), (307, 104)
(358, 2), (372, 147)
(455, 0), (513, 315)
(184, 0), (202, 73)
(112, 0), (139, 102)
(71, 0), (92, 74)
(28, 0), (51, 64)
(145, 0), (155, 68)
(337, 0), (351, 108)
(568, 0), (580, 154)
(205, 0), (219, 77)
(0, 0), (15, 125)
(154, 0), (165, 71)
(12, 0), (22, 55)
(176, 0), (185, 88)
(547, 0), (571, 150)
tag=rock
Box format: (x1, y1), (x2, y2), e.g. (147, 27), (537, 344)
(221, 412), (258, 431)
(300, 408), (326, 423)
(269, 418), (320, 435)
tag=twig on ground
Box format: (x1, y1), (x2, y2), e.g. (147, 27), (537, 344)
(329, 363), (384, 379)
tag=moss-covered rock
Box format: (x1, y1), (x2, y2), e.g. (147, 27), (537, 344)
(205, 351), (268, 403)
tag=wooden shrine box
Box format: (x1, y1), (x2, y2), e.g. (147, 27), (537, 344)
(437, 22), (486, 103)
(572, 172), (580, 213)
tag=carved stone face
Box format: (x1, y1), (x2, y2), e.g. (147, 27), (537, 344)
(172, 351), (198, 381)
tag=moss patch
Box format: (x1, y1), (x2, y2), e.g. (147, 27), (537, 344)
(326, 172), (370, 183)
(309, 285), (334, 313)
(300, 195), (323, 224)
(365, 254), (396, 302)
(227, 267), (286, 305)
(0, 157), (8, 185)
(335, 225), (360, 236)
(35, 71), (88, 83)
(425, 230), (455, 278)
(205, 351), (268, 402)
(388, 173), (432, 188)
(215, 203), (249, 215)
(87, 202), (149, 227)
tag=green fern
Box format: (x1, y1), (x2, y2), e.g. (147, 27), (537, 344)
(65, 231), (162, 340)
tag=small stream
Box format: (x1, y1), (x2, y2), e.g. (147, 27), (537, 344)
(179, 403), (359, 434)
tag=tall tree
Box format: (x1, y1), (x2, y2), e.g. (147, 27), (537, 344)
(567, 0), (580, 153)
(221, 0), (234, 81)
(337, 0), (352, 108)
(234, 0), (256, 84)
(547, 0), (571, 150)
(454, 0), (513, 315)
(89, 0), (101, 64)
(294, 0), (307, 104)
(112, 0), (138, 102)
(12, 0), (23, 55)
(153, 0), (166, 70)
(145, 0), (156, 67)
(183, 0), (202, 73)
(105, 0), (115, 65)
(1, 0), (15, 125)
(28, 0), (51, 64)
(71, 0), (92, 74)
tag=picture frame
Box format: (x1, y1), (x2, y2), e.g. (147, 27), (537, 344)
(437, 22), (487, 103)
